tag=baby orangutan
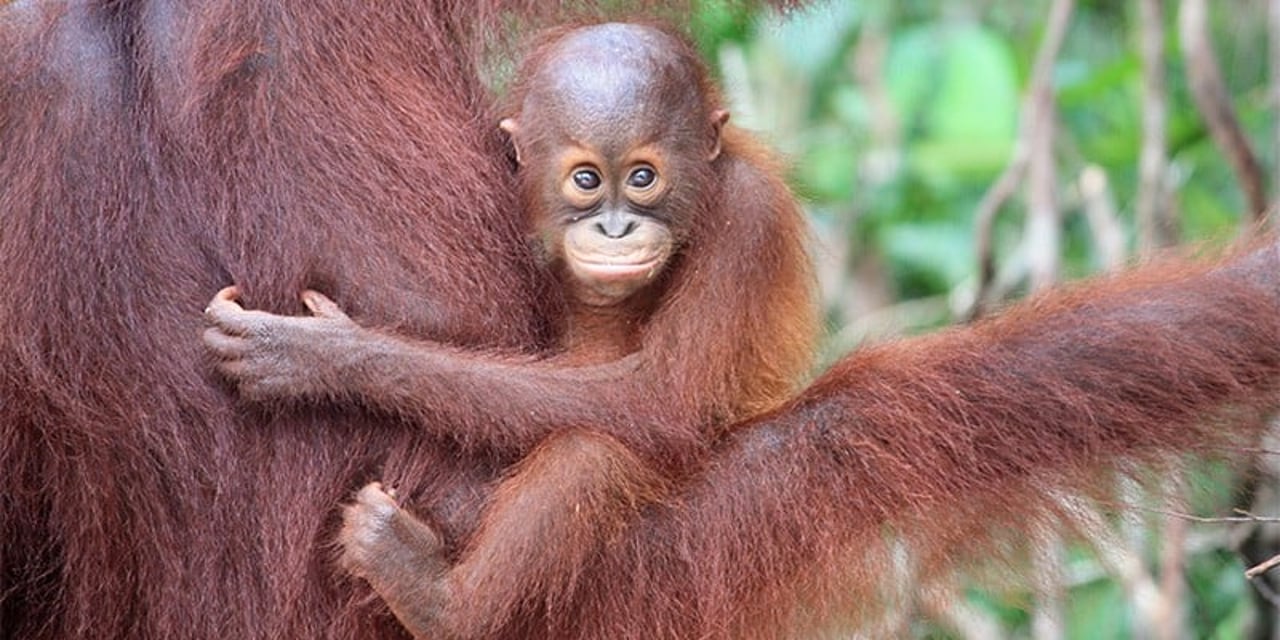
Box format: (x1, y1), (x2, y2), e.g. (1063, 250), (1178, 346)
(203, 22), (817, 639)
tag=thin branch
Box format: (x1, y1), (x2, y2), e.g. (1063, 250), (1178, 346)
(1057, 489), (1164, 637)
(1179, 0), (1269, 223)
(851, 19), (901, 185)
(1114, 504), (1280, 524)
(1156, 471), (1188, 640)
(824, 18), (901, 328)
(1246, 553), (1280, 579)
(1031, 531), (1066, 640)
(970, 0), (1076, 319)
(1078, 165), (1128, 270)
(1025, 92), (1061, 292)
(1136, 0), (1180, 251)
(1234, 508), (1280, 521)
(972, 152), (1031, 317)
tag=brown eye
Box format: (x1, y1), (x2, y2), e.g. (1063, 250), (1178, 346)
(627, 167), (656, 189)
(573, 169), (601, 191)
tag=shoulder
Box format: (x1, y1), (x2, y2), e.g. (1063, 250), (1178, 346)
(713, 127), (800, 220)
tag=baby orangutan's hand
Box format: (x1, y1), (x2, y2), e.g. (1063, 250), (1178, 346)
(203, 286), (368, 402)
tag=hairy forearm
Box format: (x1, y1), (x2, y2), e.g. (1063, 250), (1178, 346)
(203, 287), (708, 461)
(334, 332), (697, 458)
(775, 246), (1280, 538)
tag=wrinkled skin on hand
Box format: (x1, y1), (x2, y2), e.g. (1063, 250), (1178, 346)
(338, 482), (453, 638)
(203, 286), (373, 402)
(339, 482), (446, 580)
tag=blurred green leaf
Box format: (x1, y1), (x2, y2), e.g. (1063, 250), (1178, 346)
(1066, 578), (1128, 640)
(929, 26), (1018, 144)
(879, 222), (974, 295)
(889, 24), (1019, 182)
(796, 134), (860, 201)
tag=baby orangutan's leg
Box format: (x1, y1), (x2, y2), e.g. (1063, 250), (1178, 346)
(340, 431), (667, 639)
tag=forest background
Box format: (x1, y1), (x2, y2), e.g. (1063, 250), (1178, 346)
(682, 0), (1280, 637)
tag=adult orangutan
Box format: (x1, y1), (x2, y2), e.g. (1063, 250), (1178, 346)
(203, 22), (816, 639)
(4, 3), (1280, 640)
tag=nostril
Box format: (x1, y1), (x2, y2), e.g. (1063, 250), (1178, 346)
(595, 219), (637, 239)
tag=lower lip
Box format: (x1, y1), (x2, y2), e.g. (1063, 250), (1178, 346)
(574, 258), (660, 281)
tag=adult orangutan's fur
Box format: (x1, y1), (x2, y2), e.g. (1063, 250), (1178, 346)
(2, 2), (1279, 639)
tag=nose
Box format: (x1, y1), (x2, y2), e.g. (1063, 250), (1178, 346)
(595, 213), (637, 239)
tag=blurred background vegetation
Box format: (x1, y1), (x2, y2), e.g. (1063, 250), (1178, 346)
(680, 0), (1280, 637)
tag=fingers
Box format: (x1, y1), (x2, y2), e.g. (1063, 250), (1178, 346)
(201, 329), (262, 386)
(213, 285), (240, 304)
(205, 286), (244, 318)
(206, 285), (350, 332)
(202, 327), (248, 359)
(355, 482), (400, 507)
(204, 286), (255, 335)
(301, 289), (350, 321)
(204, 286), (296, 336)
(203, 285), (318, 402)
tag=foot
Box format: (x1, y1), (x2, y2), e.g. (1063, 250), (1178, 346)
(338, 482), (452, 638)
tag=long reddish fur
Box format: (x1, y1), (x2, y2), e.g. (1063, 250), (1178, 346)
(2, 2), (1279, 639)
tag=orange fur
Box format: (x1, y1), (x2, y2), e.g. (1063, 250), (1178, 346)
(311, 24), (819, 638)
(4, 3), (1280, 639)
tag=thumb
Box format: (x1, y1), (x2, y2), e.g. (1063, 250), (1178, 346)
(301, 290), (350, 320)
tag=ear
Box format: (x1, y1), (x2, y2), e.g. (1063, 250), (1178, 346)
(499, 118), (524, 165)
(707, 109), (730, 161)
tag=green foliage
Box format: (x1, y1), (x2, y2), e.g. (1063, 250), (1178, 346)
(1065, 577), (1129, 640)
(692, 0), (1276, 636)
(890, 24), (1019, 181)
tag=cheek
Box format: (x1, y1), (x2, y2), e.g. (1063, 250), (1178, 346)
(534, 227), (564, 262)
